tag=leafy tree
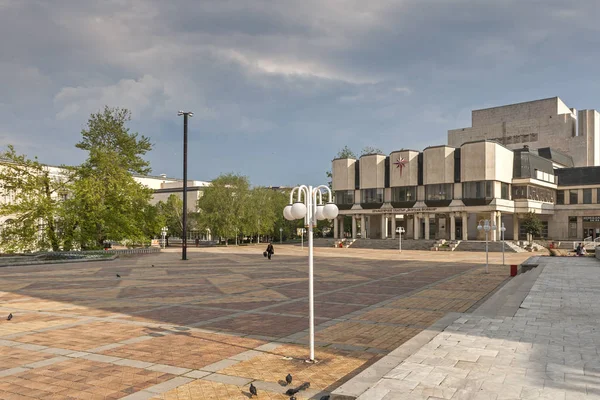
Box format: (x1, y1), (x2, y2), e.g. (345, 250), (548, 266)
(245, 187), (279, 243)
(197, 173), (251, 245)
(360, 146), (383, 155)
(68, 107), (154, 249)
(0, 146), (74, 252)
(521, 212), (543, 242)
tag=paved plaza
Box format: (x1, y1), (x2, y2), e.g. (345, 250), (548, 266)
(345, 256), (600, 400)
(0, 246), (532, 399)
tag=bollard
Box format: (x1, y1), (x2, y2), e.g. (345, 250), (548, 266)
(510, 264), (518, 277)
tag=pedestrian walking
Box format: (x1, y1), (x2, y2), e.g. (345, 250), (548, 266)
(265, 243), (274, 260)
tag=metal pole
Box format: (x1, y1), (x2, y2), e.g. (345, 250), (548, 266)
(182, 113), (188, 260)
(502, 229), (505, 266)
(399, 229), (402, 252)
(308, 188), (315, 362)
(485, 231), (489, 274)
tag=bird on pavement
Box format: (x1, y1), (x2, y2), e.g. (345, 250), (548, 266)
(249, 383), (257, 397)
(298, 382), (310, 391)
(285, 373), (293, 385)
(290, 397), (296, 400)
(320, 396), (330, 400)
(116, 274), (121, 278)
(7, 313), (13, 321)
(285, 388), (298, 396)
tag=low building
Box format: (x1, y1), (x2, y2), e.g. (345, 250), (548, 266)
(331, 97), (600, 242)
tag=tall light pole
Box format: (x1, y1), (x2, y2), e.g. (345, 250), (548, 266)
(177, 111), (193, 260)
(477, 219), (497, 274)
(396, 227), (405, 252)
(501, 222), (506, 265)
(284, 185), (338, 362)
(161, 227), (168, 249)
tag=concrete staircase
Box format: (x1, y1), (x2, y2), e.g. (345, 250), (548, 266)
(348, 239), (436, 251)
(454, 241), (519, 253)
(431, 239), (460, 251)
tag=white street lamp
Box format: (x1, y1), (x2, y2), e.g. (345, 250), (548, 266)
(283, 185), (338, 363)
(477, 219), (497, 274)
(279, 227), (283, 244)
(396, 227), (406, 252)
(500, 222), (506, 266)
(160, 227), (168, 249)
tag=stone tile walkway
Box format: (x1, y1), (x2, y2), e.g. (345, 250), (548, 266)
(0, 246), (531, 399)
(344, 256), (600, 399)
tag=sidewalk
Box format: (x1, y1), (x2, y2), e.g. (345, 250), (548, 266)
(333, 257), (600, 399)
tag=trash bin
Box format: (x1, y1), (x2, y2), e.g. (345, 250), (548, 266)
(510, 264), (518, 277)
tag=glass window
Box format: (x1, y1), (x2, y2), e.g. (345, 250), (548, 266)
(597, 189), (600, 204)
(557, 190), (564, 205)
(462, 181), (493, 199)
(569, 190), (579, 205)
(335, 190), (354, 205)
(512, 186), (527, 199)
(501, 183), (509, 200)
(583, 189), (592, 204)
(425, 184), (453, 201)
(391, 186), (416, 202)
(361, 188), (383, 203)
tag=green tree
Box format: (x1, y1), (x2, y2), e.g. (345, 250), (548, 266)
(360, 146), (383, 155)
(68, 106), (154, 249)
(0, 146), (74, 252)
(197, 173), (251, 245)
(521, 212), (543, 243)
(245, 187), (279, 243)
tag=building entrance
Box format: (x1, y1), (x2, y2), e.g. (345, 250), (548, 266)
(583, 216), (600, 239)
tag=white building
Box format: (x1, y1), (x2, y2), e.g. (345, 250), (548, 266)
(331, 97), (600, 242)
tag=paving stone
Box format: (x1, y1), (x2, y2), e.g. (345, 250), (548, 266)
(203, 372), (254, 386)
(147, 363), (192, 375)
(145, 376), (194, 394)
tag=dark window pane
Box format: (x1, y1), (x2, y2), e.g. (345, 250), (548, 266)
(583, 189), (592, 204)
(570, 190), (578, 204)
(557, 190), (564, 205)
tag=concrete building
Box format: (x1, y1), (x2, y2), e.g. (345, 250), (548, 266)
(331, 97), (600, 242)
(133, 174), (211, 213)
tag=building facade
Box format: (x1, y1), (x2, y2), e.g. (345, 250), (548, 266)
(331, 97), (600, 242)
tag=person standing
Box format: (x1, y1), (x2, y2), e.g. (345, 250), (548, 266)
(266, 243), (274, 260)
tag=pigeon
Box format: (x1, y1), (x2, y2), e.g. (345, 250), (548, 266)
(249, 383), (257, 397)
(290, 397), (296, 400)
(285, 388), (299, 396)
(285, 373), (293, 386)
(320, 396), (330, 400)
(298, 382), (310, 391)
(116, 274), (121, 278)
(7, 313), (13, 321)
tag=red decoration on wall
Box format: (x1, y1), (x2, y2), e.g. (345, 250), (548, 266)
(394, 157), (408, 176)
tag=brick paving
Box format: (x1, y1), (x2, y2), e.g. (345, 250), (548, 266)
(348, 256), (600, 400)
(0, 245), (532, 399)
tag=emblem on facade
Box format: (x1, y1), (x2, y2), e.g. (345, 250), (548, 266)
(394, 157), (408, 176)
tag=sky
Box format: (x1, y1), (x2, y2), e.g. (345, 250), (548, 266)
(1, 0), (600, 186)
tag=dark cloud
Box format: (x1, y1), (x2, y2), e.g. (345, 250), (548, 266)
(1, 0), (599, 185)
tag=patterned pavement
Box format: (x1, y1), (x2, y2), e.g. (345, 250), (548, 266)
(0, 245), (533, 399)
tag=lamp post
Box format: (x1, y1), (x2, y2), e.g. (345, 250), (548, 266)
(396, 227), (405, 252)
(284, 185), (338, 363)
(161, 227), (168, 249)
(477, 219), (497, 274)
(501, 222), (506, 265)
(279, 227), (283, 244)
(177, 110), (193, 260)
